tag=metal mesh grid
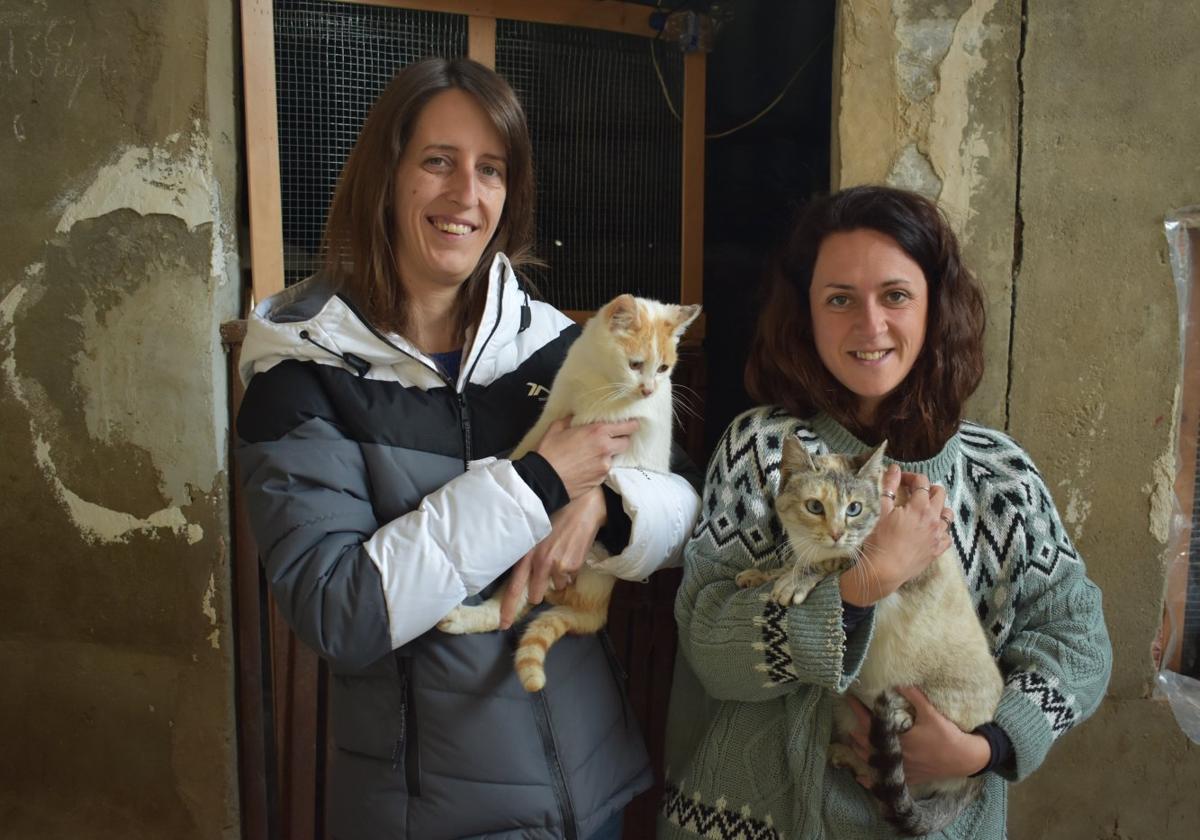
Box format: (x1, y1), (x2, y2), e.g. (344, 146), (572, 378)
(273, 0), (467, 286)
(497, 20), (684, 310)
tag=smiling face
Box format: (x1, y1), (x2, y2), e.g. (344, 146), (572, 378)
(391, 88), (508, 299)
(809, 228), (929, 424)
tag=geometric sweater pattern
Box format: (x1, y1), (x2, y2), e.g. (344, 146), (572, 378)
(660, 407), (1112, 840)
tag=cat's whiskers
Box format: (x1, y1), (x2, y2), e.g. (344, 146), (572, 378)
(670, 390), (701, 421)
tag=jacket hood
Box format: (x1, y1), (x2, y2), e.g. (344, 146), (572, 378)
(239, 252), (534, 386)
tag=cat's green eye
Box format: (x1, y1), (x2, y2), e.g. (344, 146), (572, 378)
(657, 364), (668, 373)
(805, 499), (824, 515)
(629, 360), (644, 371)
(846, 501), (863, 516)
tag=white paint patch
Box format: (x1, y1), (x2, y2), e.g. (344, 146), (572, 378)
(31, 435), (205, 546)
(55, 133), (214, 233)
(202, 573), (221, 650)
(13, 113), (24, 141)
(7, 275), (210, 546)
(928, 0), (1003, 239)
(1064, 485), (1092, 529)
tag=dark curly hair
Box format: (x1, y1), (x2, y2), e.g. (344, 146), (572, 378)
(745, 185), (986, 460)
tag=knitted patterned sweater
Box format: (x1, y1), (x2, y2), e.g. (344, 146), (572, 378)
(658, 407), (1112, 840)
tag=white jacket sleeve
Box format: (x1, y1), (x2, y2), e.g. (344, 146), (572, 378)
(589, 468), (701, 581)
(364, 457), (552, 648)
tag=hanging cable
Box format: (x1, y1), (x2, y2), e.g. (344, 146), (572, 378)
(650, 2), (830, 141)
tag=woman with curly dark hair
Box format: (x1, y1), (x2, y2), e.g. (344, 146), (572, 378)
(659, 186), (1111, 839)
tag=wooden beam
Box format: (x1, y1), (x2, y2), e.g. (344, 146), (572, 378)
(241, 0), (285, 306)
(680, 50), (706, 314)
(332, 0), (657, 38)
(468, 15), (496, 68)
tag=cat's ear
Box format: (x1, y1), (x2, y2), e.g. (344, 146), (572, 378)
(856, 440), (888, 481)
(604, 294), (640, 333)
(781, 435), (818, 480)
(670, 304), (702, 338)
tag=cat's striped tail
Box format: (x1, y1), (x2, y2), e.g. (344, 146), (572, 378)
(515, 604), (607, 692)
(868, 692), (979, 837)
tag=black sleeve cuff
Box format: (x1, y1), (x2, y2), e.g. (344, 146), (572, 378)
(841, 601), (874, 636)
(596, 485), (632, 554)
(512, 452), (570, 516)
(969, 722), (1014, 776)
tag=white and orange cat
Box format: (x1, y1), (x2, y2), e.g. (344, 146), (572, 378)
(438, 294), (700, 691)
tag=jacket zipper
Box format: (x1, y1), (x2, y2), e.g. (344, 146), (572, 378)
(395, 655), (421, 796)
(457, 392), (473, 469)
(531, 693), (579, 840)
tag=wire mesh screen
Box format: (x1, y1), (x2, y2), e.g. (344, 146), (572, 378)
(497, 20), (684, 310)
(273, 0), (468, 286)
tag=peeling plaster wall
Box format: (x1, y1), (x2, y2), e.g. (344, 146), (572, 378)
(836, 0), (1200, 836)
(0, 1), (240, 837)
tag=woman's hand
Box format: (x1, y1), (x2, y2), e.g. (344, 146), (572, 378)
(499, 487), (607, 629)
(840, 466), (952, 606)
(535, 416), (639, 500)
(845, 687), (991, 786)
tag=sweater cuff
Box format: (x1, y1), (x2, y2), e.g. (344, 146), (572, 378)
(781, 576), (873, 692)
(512, 452), (570, 515)
(596, 485), (632, 554)
(969, 722), (1013, 777)
(992, 682), (1057, 781)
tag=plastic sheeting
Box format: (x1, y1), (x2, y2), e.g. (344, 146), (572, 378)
(1157, 206), (1200, 744)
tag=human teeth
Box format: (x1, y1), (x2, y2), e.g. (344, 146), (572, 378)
(853, 350), (888, 360)
(434, 220), (472, 235)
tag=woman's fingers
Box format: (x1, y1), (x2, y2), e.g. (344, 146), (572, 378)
(879, 464), (901, 514)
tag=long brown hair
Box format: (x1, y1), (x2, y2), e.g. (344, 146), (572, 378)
(322, 57), (537, 339)
(745, 186), (986, 460)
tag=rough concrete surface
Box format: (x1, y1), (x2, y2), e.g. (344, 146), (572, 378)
(837, 0), (1200, 835)
(0, 0), (240, 837)
(1007, 0), (1200, 831)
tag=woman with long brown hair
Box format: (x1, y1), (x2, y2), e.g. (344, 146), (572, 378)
(660, 186), (1110, 839)
(236, 57), (699, 840)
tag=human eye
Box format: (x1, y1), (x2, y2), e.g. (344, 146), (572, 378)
(479, 161), (506, 180)
(424, 155), (451, 170)
(884, 289), (912, 305)
(826, 294), (850, 308)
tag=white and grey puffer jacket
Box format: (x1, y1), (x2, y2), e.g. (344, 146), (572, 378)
(236, 254), (701, 839)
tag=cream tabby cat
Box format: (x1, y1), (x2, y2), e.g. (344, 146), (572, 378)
(736, 436), (1002, 836)
(438, 294), (700, 692)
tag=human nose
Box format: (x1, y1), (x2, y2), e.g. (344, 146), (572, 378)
(446, 165), (478, 206)
(854, 299), (886, 337)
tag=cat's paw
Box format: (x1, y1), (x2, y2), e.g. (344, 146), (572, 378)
(875, 692), (915, 734)
(436, 607), (472, 634)
(771, 573), (817, 606)
(437, 605), (499, 635)
(735, 568), (772, 589)
(890, 706), (915, 734)
(829, 743), (870, 777)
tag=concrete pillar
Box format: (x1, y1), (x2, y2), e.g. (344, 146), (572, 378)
(0, 1), (240, 836)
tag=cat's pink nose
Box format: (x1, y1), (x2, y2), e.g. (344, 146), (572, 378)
(830, 531), (843, 542)
(640, 385), (654, 397)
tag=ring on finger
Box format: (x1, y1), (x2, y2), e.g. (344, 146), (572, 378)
(913, 485), (931, 494)
(882, 490), (897, 501)
(939, 513), (952, 524)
